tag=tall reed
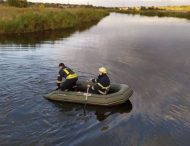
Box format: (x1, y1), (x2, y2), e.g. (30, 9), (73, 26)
(0, 6), (109, 34)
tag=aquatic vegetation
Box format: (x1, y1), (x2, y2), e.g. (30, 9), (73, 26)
(0, 6), (109, 34)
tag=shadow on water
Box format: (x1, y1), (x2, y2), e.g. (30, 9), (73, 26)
(0, 21), (99, 46)
(49, 100), (132, 122)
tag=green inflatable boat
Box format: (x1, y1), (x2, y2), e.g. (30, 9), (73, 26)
(44, 81), (133, 106)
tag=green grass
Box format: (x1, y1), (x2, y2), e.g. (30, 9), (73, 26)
(119, 10), (190, 20)
(115, 5), (190, 20)
(0, 6), (109, 34)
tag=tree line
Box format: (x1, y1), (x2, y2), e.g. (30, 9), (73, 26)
(0, 0), (28, 7)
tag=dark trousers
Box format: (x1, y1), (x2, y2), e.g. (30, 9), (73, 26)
(61, 78), (78, 91)
(88, 86), (100, 94)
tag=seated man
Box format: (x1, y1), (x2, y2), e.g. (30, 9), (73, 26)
(88, 67), (110, 95)
(56, 63), (78, 91)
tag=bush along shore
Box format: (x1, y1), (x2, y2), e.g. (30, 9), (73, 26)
(0, 6), (109, 34)
(115, 6), (190, 20)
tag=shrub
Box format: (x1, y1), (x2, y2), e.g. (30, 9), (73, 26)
(7, 0), (28, 8)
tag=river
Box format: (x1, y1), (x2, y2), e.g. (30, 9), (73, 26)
(0, 13), (190, 146)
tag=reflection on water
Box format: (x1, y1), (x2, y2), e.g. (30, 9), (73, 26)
(94, 100), (132, 121)
(0, 21), (99, 46)
(0, 13), (190, 146)
(51, 100), (132, 122)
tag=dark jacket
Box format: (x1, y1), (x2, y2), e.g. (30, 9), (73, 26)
(92, 74), (110, 94)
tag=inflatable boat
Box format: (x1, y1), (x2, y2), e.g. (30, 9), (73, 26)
(44, 81), (133, 106)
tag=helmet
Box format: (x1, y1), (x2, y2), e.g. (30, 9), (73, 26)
(99, 67), (107, 74)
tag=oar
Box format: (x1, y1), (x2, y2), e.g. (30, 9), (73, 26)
(83, 86), (90, 116)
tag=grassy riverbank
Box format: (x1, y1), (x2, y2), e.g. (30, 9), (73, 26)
(116, 6), (190, 20)
(0, 6), (109, 34)
(160, 6), (190, 12)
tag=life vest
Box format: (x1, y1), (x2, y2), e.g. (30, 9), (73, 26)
(63, 68), (78, 79)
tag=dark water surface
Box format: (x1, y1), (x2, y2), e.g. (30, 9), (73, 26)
(0, 13), (190, 146)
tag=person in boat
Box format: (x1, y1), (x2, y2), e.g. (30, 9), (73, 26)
(88, 67), (110, 95)
(56, 63), (78, 91)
